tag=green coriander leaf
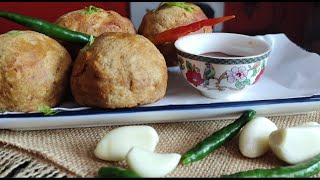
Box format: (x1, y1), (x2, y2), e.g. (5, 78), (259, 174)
(83, 5), (102, 15)
(158, 2), (194, 12)
(38, 105), (58, 116)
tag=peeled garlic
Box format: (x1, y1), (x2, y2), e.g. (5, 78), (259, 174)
(126, 147), (181, 177)
(269, 126), (320, 164)
(239, 117), (277, 158)
(94, 126), (159, 161)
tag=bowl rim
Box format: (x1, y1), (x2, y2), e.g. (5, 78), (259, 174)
(174, 32), (271, 65)
(176, 49), (270, 65)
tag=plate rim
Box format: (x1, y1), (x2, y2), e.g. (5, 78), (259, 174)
(2, 95), (320, 118)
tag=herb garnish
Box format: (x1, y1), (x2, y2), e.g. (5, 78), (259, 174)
(158, 2), (194, 12)
(83, 5), (102, 15)
(38, 105), (58, 116)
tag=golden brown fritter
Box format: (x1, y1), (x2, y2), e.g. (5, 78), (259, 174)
(139, 3), (212, 66)
(0, 31), (72, 112)
(71, 32), (168, 109)
(56, 6), (136, 36)
(55, 6), (136, 60)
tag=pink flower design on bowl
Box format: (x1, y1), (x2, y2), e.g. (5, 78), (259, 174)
(226, 66), (248, 83)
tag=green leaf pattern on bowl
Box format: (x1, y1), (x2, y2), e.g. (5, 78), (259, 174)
(179, 58), (266, 91)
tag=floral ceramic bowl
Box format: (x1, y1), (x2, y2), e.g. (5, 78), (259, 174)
(174, 33), (271, 100)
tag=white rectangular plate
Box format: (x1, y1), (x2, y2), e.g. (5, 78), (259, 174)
(1, 95), (320, 130)
(1, 34), (320, 130)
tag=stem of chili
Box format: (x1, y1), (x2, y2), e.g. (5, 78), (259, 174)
(0, 11), (93, 45)
(181, 110), (256, 165)
(152, 15), (236, 45)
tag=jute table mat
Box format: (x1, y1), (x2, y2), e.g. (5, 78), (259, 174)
(0, 112), (320, 178)
(0, 145), (71, 178)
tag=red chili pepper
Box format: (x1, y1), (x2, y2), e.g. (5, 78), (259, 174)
(152, 15), (236, 45)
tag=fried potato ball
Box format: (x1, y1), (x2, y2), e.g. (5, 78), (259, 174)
(0, 31), (72, 112)
(70, 32), (168, 109)
(56, 6), (136, 36)
(55, 6), (136, 60)
(139, 2), (212, 66)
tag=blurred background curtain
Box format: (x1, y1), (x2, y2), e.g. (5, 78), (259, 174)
(0, 2), (318, 53)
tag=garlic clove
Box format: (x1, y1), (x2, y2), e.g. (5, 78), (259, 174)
(94, 126), (159, 161)
(126, 147), (181, 177)
(239, 117), (277, 158)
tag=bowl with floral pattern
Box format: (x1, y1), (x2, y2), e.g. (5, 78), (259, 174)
(174, 33), (271, 100)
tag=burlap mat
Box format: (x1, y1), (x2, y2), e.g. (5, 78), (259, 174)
(0, 112), (320, 177)
(0, 145), (71, 178)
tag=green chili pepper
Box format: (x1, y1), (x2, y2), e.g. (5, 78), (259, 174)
(222, 153), (320, 178)
(0, 11), (93, 45)
(181, 110), (256, 165)
(98, 167), (141, 178)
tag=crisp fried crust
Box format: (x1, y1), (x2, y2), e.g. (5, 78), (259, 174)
(56, 9), (136, 36)
(0, 31), (72, 112)
(138, 3), (212, 66)
(56, 8), (136, 60)
(71, 33), (168, 109)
